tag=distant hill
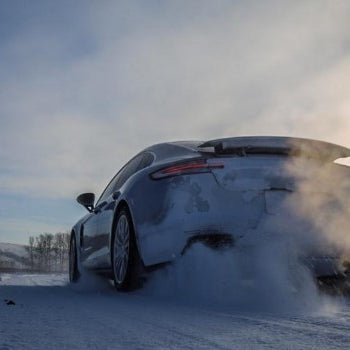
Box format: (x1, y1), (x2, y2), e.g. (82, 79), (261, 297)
(0, 234), (69, 273)
(0, 242), (30, 272)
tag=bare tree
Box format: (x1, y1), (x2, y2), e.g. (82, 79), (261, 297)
(28, 236), (35, 270)
(28, 232), (69, 272)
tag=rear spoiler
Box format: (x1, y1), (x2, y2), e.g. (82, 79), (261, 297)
(198, 136), (350, 161)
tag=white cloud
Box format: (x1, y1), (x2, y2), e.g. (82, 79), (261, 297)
(1, 0), (350, 198)
(0, 217), (70, 245)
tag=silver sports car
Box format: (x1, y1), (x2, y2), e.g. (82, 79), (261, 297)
(69, 136), (350, 291)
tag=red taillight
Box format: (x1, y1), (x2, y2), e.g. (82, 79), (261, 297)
(151, 160), (224, 179)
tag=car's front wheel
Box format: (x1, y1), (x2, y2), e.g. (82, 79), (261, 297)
(112, 209), (143, 291)
(69, 233), (80, 283)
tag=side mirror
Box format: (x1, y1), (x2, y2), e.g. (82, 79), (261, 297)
(76, 193), (95, 212)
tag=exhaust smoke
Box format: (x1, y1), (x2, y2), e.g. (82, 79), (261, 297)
(144, 150), (350, 315)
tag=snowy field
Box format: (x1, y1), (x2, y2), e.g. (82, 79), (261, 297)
(1, 246), (350, 350)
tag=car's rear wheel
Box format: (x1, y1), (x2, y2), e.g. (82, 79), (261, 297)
(112, 208), (143, 291)
(69, 233), (80, 283)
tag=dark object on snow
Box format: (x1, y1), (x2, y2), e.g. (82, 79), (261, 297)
(4, 299), (15, 306)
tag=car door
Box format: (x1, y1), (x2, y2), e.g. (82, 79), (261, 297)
(79, 156), (136, 269)
(80, 209), (100, 269)
(80, 172), (122, 269)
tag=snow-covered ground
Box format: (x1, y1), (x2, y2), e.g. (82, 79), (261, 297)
(1, 246), (350, 350)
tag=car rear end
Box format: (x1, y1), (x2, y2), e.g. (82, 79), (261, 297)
(128, 137), (350, 290)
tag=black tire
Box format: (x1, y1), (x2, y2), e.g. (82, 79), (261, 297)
(69, 233), (80, 283)
(111, 208), (143, 291)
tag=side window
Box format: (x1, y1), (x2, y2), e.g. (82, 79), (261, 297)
(138, 152), (154, 170)
(112, 154), (144, 191)
(96, 154), (143, 205)
(114, 152), (154, 191)
(96, 152), (154, 206)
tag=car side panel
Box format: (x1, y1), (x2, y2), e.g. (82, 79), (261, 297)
(127, 172), (266, 266)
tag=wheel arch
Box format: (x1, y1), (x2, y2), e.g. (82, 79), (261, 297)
(110, 199), (143, 265)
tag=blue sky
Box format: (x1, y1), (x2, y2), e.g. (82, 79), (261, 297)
(1, 0), (350, 244)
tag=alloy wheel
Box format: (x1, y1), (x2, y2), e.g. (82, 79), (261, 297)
(114, 214), (130, 284)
